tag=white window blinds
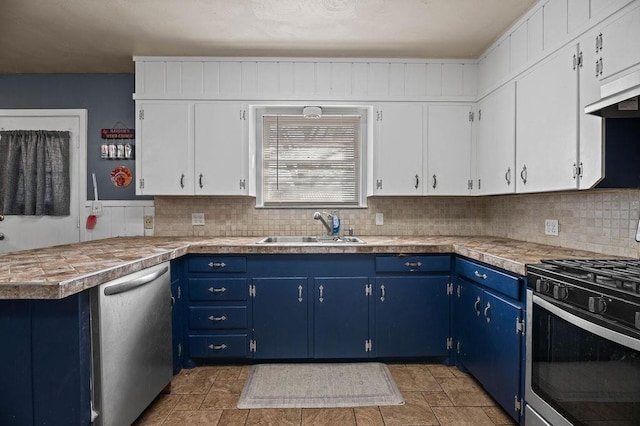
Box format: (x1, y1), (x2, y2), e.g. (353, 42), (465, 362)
(262, 114), (362, 206)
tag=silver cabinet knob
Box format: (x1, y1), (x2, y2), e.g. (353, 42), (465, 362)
(0, 233), (4, 240)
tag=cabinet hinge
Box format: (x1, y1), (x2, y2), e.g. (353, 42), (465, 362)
(446, 337), (453, 350)
(516, 318), (525, 335)
(578, 161), (584, 179)
(249, 284), (256, 297)
(77, 215), (80, 228)
(477, 179), (481, 190)
(478, 109), (482, 121)
(456, 284), (461, 298)
(139, 178), (145, 189)
(514, 395), (523, 413)
(178, 343), (182, 358)
(177, 285), (182, 300)
(250, 340), (257, 352)
(240, 109), (246, 120)
(376, 179), (383, 190)
(446, 283), (453, 296)
(138, 109), (144, 120)
(456, 341), (460, 354)
(577, 51), (583, 68)
(468, 179), (473, 190)
(239, 179), (246, 190)
(365, 284), (372, 296)
(376, 110), (383, 121)
(365, 339), (372, 352)
(468, 111), (474, 122)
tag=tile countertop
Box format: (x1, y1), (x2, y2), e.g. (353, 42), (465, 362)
(0, 235), (622, 300)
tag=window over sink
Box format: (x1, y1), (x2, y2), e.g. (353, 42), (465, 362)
(255, 106), (369, 208)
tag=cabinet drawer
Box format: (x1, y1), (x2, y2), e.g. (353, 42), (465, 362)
(455, 257), (521, 300)
(189, 306), (247, 330)
(188, 334), (248, 358)
(375, 255), (450, 273)
(189, 278), (247, 301)
(188, 256), (246, 273)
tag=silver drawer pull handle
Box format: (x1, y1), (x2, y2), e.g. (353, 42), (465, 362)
(208, 344), (227, 350)
(319, 285), (324, 303)
(474, 271), (487, 279)
(208, 315), (227, 321)
(404, 261), (422, 269)
(208, 262), (227, 268)
(298, 285), (303, 302)
(474, 297), (481, 315)
(208, 287), (227, 293)
(380, 284), (386, 302)
(484, 302), (491, 323)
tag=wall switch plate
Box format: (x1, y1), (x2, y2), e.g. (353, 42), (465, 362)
(91, 201), (103, 217)
(192, 213), (205, 226)
(375, 213), (384, 226)
(545, 219), (559, 236)
(143, 215), (154, 229)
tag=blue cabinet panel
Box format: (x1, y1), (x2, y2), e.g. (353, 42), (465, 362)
(252, 277), (310, 359)
(188, 256), (247, 273)
(454, 279), (486, 378)
(189, 306), (247, 329)
(376, 255), (451, 273)
(314, 277), (370, 358)
(188, 334), (248, 358)
(375, 276), (450, 357)
(455, 257), (521, 300)
(189, 278), (247, 301)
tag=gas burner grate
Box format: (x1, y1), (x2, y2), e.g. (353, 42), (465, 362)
(541, 259), (640, 294)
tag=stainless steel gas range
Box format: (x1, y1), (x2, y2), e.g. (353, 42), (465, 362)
(525, 259), (640, 426)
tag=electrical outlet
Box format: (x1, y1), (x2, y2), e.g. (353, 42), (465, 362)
(545, 219), (559, 236)
(143, 215), (154, 229)
(91, 201), (103, 217)
(375, 212), (384, 226)
(192, 213), (205, 226)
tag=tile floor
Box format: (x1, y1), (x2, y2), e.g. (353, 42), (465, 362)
(134, 363), (517, 425)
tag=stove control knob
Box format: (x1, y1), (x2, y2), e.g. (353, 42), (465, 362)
(588, 297), (607, 314)
(553, 284), (569, 300)
(535, 278), (550, 293)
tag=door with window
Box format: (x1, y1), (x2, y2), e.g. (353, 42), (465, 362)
(0, 110), (85, 253)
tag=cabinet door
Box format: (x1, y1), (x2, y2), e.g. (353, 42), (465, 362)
(578, 30), (605, 189)
(454, 279), (485, 377)
(599, 3), (640, 80)
(516, 44), (579, 193)
(194, 102), (248, 195)
(136, 102), (193, 195)
(374, 276), (449, 358)
(252, 277), (309, 359)
(475, 83), (516, 195)
(314, 277), (370, 358)
(425, 105), (473, 195)
(374, 103), (423, 195)
(482, 291), (523, 422)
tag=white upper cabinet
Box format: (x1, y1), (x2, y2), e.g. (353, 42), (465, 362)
(194, 103), (249, 196)
(596, 2), (640, 81)
(373, 103), (424, 195)
(543, 0), (568, 51)
(475, 83), (516, 195)
(425, 105), (473, 195)
(136, 102), (193, 196)
(516, 44), (580, 193)
(136, 101), (249, 196)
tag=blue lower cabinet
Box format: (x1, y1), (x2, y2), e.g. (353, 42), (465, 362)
(313, 276), (371, 359)
(454, 279), (485, 375)
(375, 276), (450, 358)
(251, 277), (310, 359)
(188, 334), (248, 358)
(189, 306), (247, 330)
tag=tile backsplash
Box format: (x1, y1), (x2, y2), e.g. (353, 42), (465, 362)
(154, 188), (640, 258)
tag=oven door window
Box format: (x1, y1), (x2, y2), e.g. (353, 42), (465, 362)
(531, 302), (640, 425)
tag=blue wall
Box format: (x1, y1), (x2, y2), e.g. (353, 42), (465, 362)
(0, 73), (149, 200)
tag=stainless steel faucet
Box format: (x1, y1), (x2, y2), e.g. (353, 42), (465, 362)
(313, 211), (334, 235)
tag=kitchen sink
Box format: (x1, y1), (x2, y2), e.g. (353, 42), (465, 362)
(256, 235), (366, 244)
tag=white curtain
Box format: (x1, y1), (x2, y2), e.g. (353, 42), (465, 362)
(0, 130), (70, 215)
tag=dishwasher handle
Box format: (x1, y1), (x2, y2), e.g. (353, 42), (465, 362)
(104, 265), (169, 296)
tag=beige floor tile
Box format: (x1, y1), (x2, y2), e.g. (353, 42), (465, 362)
(238, 365), (252, 381)
(133, 393), (182, 425)
(422, 391), (454, 407)
(217, 409), (249, 425)
(482, 406), (518, 425)
(174, 394), (206, 411)
(215, 365), (246, 381)
(379, 391), (439, 426)
(302, 408), (356, 425)
(201, 392), (241, 410)
(425, 364), (457, 378)
(209, 379), (246, 394)
(170, 367), (217, 395)
(388, 365), (442, 392)
(162, 409), (224, 425)
(353, 407), (384, 426)
(246, 408), (302, 425)
(432, 406), (495, 426)
(436, 376), (483, 394)
(445, 389), (495, 407)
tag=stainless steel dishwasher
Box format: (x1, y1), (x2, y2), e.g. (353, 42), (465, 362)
(90, 262), (173, 426)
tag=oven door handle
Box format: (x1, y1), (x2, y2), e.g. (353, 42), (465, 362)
(533, 294), (640, 351)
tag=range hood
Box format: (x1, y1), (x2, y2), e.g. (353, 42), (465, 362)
(585, 70), (640, 117)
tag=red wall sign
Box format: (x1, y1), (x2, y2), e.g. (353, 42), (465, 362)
(101, 128), (135, 139)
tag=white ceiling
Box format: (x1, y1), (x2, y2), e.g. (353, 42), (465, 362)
(0, 0), (537, 73)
